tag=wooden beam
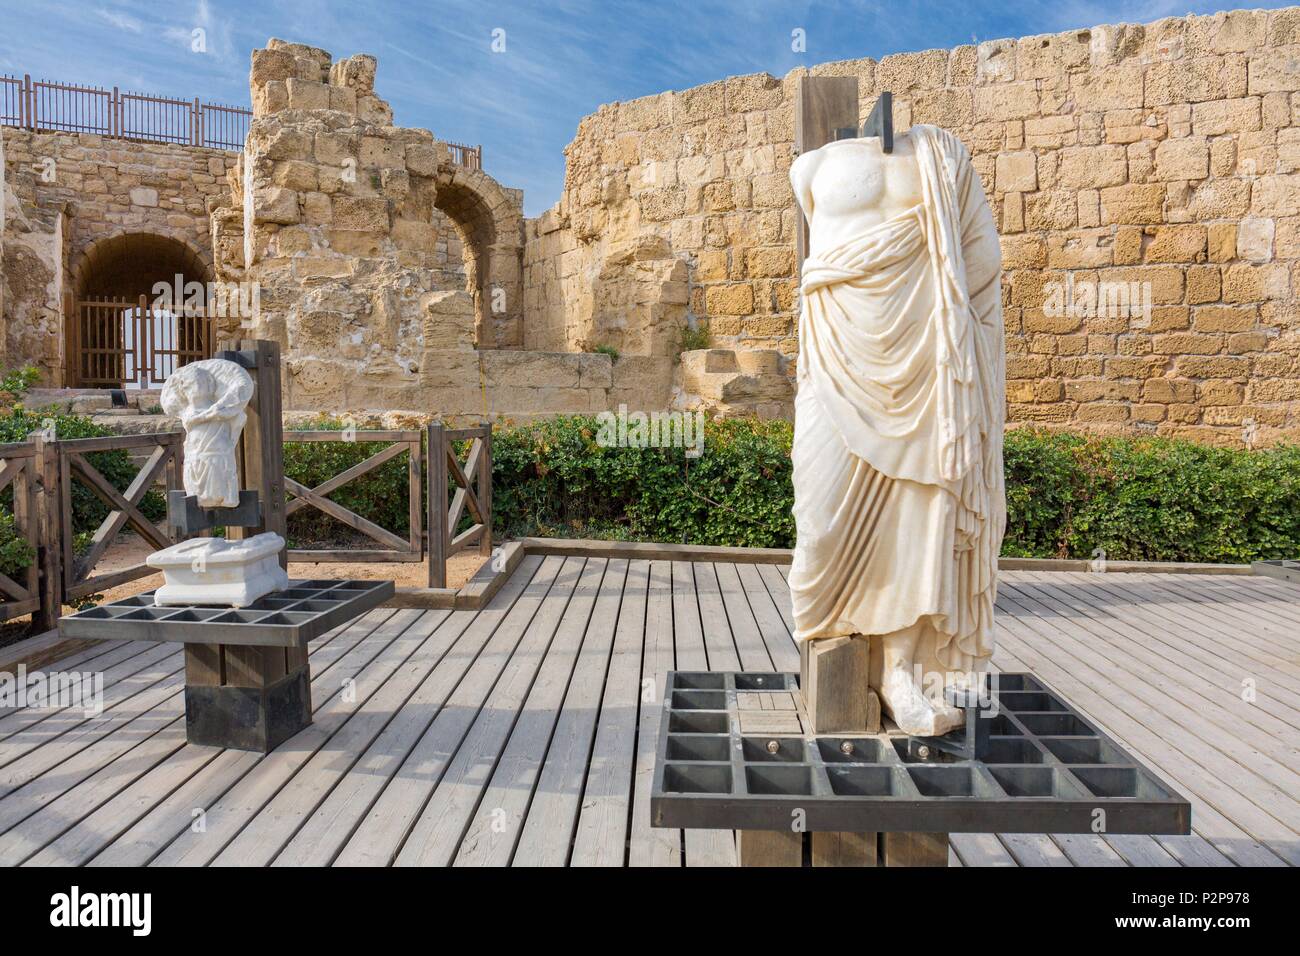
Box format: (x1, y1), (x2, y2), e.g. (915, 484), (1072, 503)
(215, 339), (305, 700)
(284, 476), (412, 552)
(880, 831), (949, 867)
(283, 440), (410, 516)
(794, 75), (859, 268)
(407, 436), (422, 556)
(737, 829), (802, 867)
(427, 423), (448, 589)
(812, 831), (877, 867)
(799, 634), (877, 734)
(477, 429), (492, 557)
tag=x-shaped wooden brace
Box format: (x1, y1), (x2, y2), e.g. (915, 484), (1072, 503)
(70, 444), (174, 585)
(0, 456), (34, 602)
(445, 437), (486, 552)
(284, 441), (413, 553)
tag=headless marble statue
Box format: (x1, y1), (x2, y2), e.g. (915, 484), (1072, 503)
(161, 359), (255, 508)
(149, 358), (288, 607)
(788, 125), (1006, 736)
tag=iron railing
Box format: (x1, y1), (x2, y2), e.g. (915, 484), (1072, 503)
(1, 73), (484, 163)
(446, 140), (482, 170)
(1, 74), (251, 150)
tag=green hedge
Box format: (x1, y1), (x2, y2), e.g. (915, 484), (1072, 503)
(492, 417), (1300, 563)
(0, 511), (34, 579)
(1002, 428), (1300, 563)
(493, 416), (794, 548)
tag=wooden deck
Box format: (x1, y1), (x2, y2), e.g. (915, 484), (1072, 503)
(0, 553), (1297, 867)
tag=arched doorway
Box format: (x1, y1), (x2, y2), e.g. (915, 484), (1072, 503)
(433, 168), (523, 349)
(68, 233), (214, 388)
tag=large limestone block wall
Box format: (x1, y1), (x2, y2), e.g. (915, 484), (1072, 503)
(0, 127), (234, 381)
(524, 7), (1300, 444)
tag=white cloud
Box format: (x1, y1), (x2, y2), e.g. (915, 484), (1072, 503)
(96, 8), (144, 33)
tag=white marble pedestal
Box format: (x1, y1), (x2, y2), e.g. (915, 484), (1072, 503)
(147, 532), (289, 607)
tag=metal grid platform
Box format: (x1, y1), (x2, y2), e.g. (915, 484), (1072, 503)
(1252, 559), (1300, 585)
(58, 579), (394, 647)
(651, 670), (1192, 835)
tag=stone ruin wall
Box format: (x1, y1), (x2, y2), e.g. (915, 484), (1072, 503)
(3, 10), (1297, 438)
(0, 126), (235, 382)
(214, 39), (673, 423)
(525, 7), (1300, 445)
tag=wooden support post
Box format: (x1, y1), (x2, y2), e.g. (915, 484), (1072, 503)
(184, 340), (309, 753)
(741, 76), (872, 871)
(478, 427), (492, 558)
(800, 635), (878, 734)
(880, 831), (950, 867)
(737, 829), (803, 867)
(798, 633), (879, 868)
(812, 831), (877, 867)
(427, 422), (447, 588)
(31, 433), (62, 632)
(794, 75), (859, 268)
(408, 433), (423, 559)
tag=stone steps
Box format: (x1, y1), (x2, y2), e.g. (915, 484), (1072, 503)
(24, 388), (164, 417)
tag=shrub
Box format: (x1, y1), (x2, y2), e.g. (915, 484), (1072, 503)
(0, 366), (40, 405)
(492, 415), (794, 548)
(493, 418), (1300, 562)
(679, 323), (711, 353)
(0, 511), (35, 579)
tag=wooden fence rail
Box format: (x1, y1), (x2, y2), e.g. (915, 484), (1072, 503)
(57, 433), (184, 602)
(0, 421), (495, 631)
(283, 430), (423, 563)
(0, 431), (183, 629)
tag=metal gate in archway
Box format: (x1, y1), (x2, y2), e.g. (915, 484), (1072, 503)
(68, 294), (214, 388)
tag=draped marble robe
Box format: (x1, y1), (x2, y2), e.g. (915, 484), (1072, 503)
(788, 124), (1006, 687)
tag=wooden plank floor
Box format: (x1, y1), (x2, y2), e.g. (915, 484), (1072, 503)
(1, 554), (1297, 867)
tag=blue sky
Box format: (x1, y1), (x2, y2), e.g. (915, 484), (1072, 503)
(0, 1), (1287, 215)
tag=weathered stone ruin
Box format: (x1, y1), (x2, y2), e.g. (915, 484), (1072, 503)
(209, 39), (681, 422)
(3, 8), (1299, 441)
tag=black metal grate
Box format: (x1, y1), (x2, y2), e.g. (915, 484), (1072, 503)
(651, 671), (1191, 835)
(59, 579), (393, 648)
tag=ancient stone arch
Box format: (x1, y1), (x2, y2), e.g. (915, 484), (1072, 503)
(71, 231), (213, 301)
(67, 232), (216, 387)
(434, 166), (524, 349)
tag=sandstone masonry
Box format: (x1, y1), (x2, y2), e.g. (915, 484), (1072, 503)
(0, 127), (236, 381)
(525, 7), (1300, 445)
(215, 38), (673, 420)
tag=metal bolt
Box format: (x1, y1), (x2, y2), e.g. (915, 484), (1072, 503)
(917, 745), (931, 759)
(766, 740), (780, 754)
(839, 741), (854, 756)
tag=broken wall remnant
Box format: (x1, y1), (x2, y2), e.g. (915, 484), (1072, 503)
(0, 125), (234, 381)
(211, 39), (530, 410)
(5, 8), (1296, 439)
(212, 39), (671, 420)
